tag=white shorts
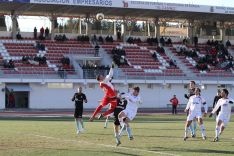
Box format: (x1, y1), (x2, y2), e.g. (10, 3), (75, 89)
(187, 111), (202, 121)
(122, 108), (137, 121)
(216, 114), (230, 127)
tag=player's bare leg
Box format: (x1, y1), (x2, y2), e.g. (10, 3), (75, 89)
(198, 118), (206, 140)
(184, 120), (192, 141)
(114, 125), (121, 146)
(214, 120), (223, 142)
(75, 118), (84, 135)
(104, 116), (110, 128)
(118, 111), (127, 137)
(124, 118), (133, 140)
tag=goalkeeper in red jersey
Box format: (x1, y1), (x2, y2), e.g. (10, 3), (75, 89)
(89, 63), (117, 121)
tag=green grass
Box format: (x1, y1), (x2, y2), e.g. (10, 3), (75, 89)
(0, 114), (234, 156)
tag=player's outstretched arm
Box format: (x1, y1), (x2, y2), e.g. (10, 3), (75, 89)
(105, 64), (114, 81)
(211, 99), (221, 115)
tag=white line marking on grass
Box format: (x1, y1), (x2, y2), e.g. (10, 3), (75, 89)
(30, 134), (180, 156)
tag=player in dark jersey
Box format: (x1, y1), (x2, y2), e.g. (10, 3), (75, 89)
(213, 89), (221, 116)
(113, 92), (127, 146)
(71, 86), (87, 135)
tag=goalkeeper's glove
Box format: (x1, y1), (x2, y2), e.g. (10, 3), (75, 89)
(209, 113), (213, 118)
(229, 101), (233, 104)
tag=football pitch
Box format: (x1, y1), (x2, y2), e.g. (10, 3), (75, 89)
(0, 114), (234, 156)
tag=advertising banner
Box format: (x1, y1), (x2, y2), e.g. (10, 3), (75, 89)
(1, 0), (234, 15)
(160, 27), (187, 37)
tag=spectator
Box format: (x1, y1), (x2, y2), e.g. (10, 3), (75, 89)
(160, 36), (165, 46)
(16, 32), (23, 40)
(194, 36), (198, 47)
(170, 95), (179, 114)
(117, 30), (121, 41)
(8, 92), (15, 108)
(207, 40), (211, 46)
(55, 34), (68, 41)
(40, 27), (44, 37)
(34, 27), (37, 39)
(127, 37), (134, 44)
(45, 27), (49, 39)
(41, 56), (47, 65)
(58, 66), (66, 78)
(22, 56), (30, 64)
(111, 47), (128, 66)
(105, 35), (113, 43)
(98, 36), (104, 43)
(8, 59), (15, 69)
(226, 40), (231, 47)
(36, 41), (45, 51)
(182, 38), (188, 45)
(169, 59), (177, 68)
(95, 44), (100, 57)
(152, 52), (157, 61)
(82, 63), (110, 79)
(166, 37), (172, 46)
(62, 34), (68, 41)
(92, 34), (97, 44)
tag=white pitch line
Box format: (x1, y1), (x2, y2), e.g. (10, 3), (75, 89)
(30, 134), (180, 156)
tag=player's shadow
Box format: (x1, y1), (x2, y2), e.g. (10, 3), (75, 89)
(134, 117), (185, 122)
(45, 147), (141, 156)
(85, 132), (113, 136)
(150, 147), (234, 155)
(134, 128), (183, 131)
(134, 134), (183, 139)
(113, 151), (140, 156)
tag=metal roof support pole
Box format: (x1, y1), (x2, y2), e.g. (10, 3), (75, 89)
(220, 21), (225, 41)
(85, 14), (92, 36)
(155, 17), (160, 39)
(11, 10), (17, 40)
(188, 19), (194, 44)
(86, 22), (92, 35)
(113, 20), (117, 36)
(147, 20), (150, 37)
(50, 14), (56, 40)
(199, 26), (203, 38)
(79, 18), (82, 35)
(121, 16), (126, 43)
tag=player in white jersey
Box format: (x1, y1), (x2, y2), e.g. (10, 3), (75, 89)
(118, 86), (142, 140)
(184, 87), (208, 141)
(209, 89), (234, 142)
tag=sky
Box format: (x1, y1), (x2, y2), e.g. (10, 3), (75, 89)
(5, 0), (234, 32)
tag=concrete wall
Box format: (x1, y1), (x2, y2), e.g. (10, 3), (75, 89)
(27, 82), (234, 109)
(0, 83), (5, 109)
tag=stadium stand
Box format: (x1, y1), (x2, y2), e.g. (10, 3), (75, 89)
(168, 41), (234, 77)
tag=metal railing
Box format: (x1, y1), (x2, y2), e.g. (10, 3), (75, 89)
(69, 48), (98, 57)
(1, 67), (234, 82)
